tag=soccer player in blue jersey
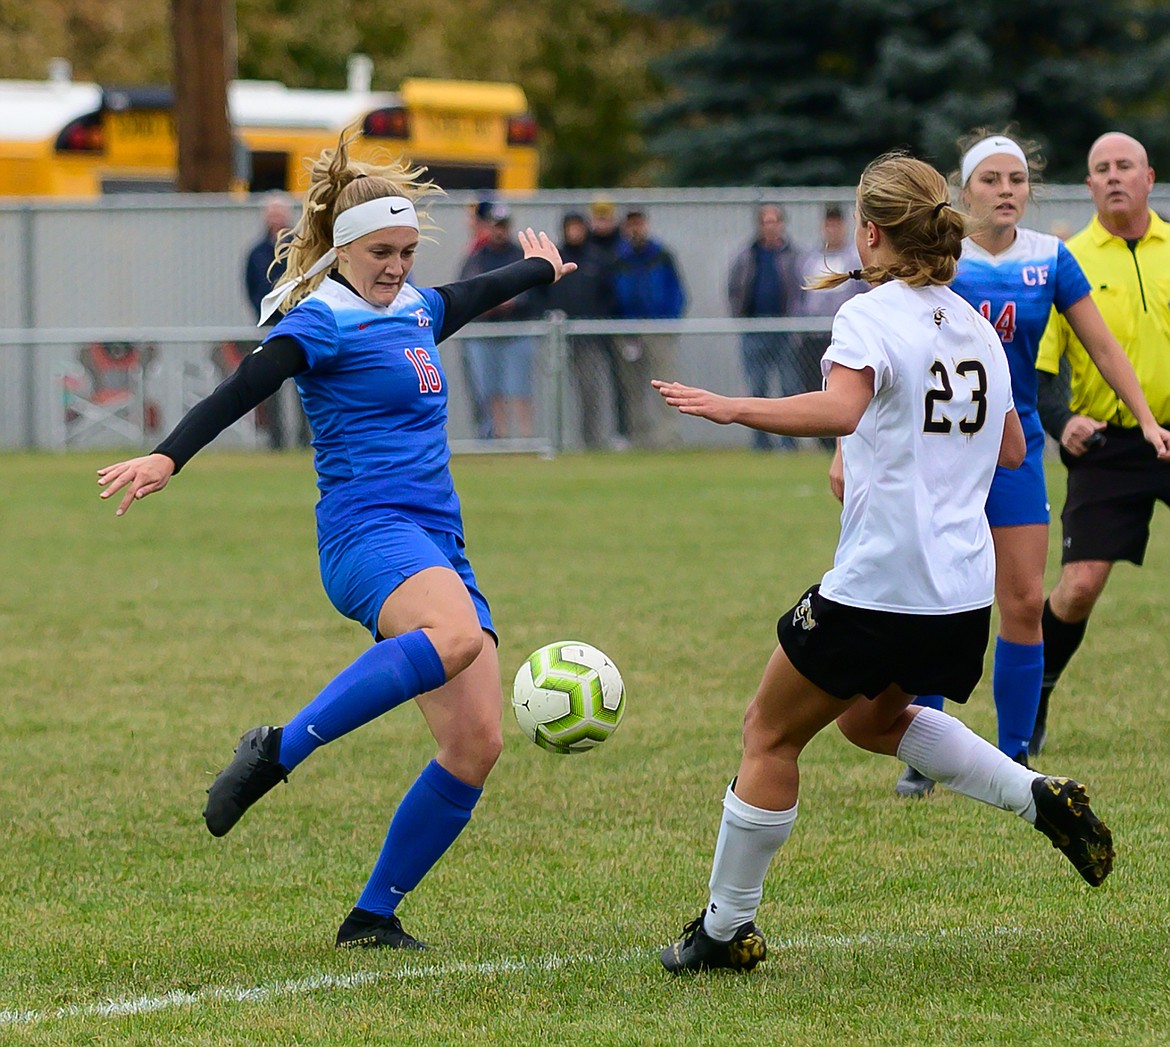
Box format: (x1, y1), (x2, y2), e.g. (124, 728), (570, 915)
(890, 131), (1170, 796)
(96, 132), (576, 949)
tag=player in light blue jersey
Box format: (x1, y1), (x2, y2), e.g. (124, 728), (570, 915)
(97, 132), (576, 949)
(893, 130), (1168, 796)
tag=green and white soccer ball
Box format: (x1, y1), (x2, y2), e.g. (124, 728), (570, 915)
(512, 641), (626, 754)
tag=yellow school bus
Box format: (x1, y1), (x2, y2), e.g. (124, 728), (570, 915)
(0, 71), (540, 197)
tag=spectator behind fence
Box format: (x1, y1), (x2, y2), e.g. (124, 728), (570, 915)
(459, 197), (499, 438)
(612, 208), (687, 448)
(457, 204), (539, 439)
(587, 196), (631, 446)
(243, 191), (311, 449)
(546, 211), (621, 449)
(798, 205), (867, 450)
(727, 204), (805, 451)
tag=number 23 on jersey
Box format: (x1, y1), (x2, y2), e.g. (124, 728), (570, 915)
(923, 359), (988, 435)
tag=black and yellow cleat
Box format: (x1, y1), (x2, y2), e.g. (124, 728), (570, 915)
(1031, 775), (1115, 887)
(336, 909), (427, 950)
(660, 910), (767, 973)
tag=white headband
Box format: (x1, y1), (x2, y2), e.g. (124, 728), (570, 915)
(960, 136), (1028, 186)
(258, 195), (419, 325)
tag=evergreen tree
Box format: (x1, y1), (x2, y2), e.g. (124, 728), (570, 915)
(631, 0), (1170, 185)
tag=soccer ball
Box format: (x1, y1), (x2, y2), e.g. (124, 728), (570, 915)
(512, 641), (626, 754)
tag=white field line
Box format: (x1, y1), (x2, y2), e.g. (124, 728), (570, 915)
(0, 926), (1021, 1027)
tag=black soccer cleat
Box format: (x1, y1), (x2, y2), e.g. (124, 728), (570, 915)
(1031, 776), (1114, 887)
(336, 909), (427, 950)
(895, 764), (936, 798)
(203, 725), (290, 837)
(660, 910), (766, 973)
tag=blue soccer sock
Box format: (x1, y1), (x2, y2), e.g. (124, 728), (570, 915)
(278, 630), (446, 771)
(912, 694), (945, 711)
(357, 760), (482, 917)
(992, 637), (1044, 759)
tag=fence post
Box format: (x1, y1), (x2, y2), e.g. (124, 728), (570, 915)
(20, 205), (36, 449)
(543, 310), (567, 458)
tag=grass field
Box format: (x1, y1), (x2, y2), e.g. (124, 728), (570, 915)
(2, 449), (1169, 1045)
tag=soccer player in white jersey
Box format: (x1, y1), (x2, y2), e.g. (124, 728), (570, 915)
(890, 131), (1170, 797)
(97, 132), (575, 950)
(653, 152), (1114, 975)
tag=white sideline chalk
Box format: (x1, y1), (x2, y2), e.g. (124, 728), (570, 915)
(0, 927), (1021, 1027)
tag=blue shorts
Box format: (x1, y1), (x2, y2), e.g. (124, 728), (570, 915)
(318, 511), (494, 641)
(985, 415), (1049, 528)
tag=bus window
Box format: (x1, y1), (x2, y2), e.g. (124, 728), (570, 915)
(247, 150), (290, 193)
(422, 165), (498, 191)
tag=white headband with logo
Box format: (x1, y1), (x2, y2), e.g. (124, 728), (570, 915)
(960, 136), (1028, 186)
(258, 195), (419, 325)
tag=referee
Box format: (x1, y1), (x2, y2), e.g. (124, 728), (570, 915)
(1034, 131), (1170, 754)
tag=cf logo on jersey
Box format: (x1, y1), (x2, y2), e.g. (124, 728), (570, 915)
(793, 595), (818, 632)
(411, 308), (431, 327)
(1022, 265), (1049, 286)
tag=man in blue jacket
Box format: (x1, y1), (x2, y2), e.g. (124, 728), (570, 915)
(612, 208), (687, 448)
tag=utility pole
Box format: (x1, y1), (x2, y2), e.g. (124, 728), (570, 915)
(171, 0), (234, 192)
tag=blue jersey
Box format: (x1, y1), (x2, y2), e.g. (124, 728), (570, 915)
(264, 276), (462, 535)
(952, 229), (1090, 418)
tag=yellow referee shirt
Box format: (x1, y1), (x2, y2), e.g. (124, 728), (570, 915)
(1037, 211), (1170, 426)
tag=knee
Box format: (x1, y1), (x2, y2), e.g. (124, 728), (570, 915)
(439, 725), (503, 788)
(1054, 568), (1106, 619)
(997, 585), (1044, 638)
(741, 700), (796, 760)
(431, 624), (485, 679)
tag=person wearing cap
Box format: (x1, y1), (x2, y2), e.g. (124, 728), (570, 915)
(457, 203), (541, 439)
(797, 205), (867, 451)
(727, 204), (806, 451)
(612, 207), (688, 448)
(875, 129), (1170, 798)
(95, 130), (575, 951)
(587, 197), (624, 261)
(546, 210), (620, 448)
(586, 197), (631, 445)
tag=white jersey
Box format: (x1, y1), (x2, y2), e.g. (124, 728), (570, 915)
(818, 280), (1014, 614)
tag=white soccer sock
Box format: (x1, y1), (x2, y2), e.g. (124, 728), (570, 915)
(704, 783), (798, 942)
(896, 706), (1040, 821)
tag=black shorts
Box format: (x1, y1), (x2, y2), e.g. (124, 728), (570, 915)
(777, 585), (991, 702)
(1059, 425), (1170, 565)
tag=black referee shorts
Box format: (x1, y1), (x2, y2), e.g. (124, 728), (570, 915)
(777, 584), (991, 703)
(1059, 425), (1170, 565)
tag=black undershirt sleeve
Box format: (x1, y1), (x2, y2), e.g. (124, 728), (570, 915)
(1036, 356), (1075, 443)
(434, 257), (555, 342)
(153, 336), (308, 473)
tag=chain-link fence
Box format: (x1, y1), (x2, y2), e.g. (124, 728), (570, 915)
(7, 185), (1169, 453)
(0, 315), (836, 455)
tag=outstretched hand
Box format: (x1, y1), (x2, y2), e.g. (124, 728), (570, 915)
(518, 228), (577, 283)
(651, 379), (737, 425)
(97, 452), (175, 516)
